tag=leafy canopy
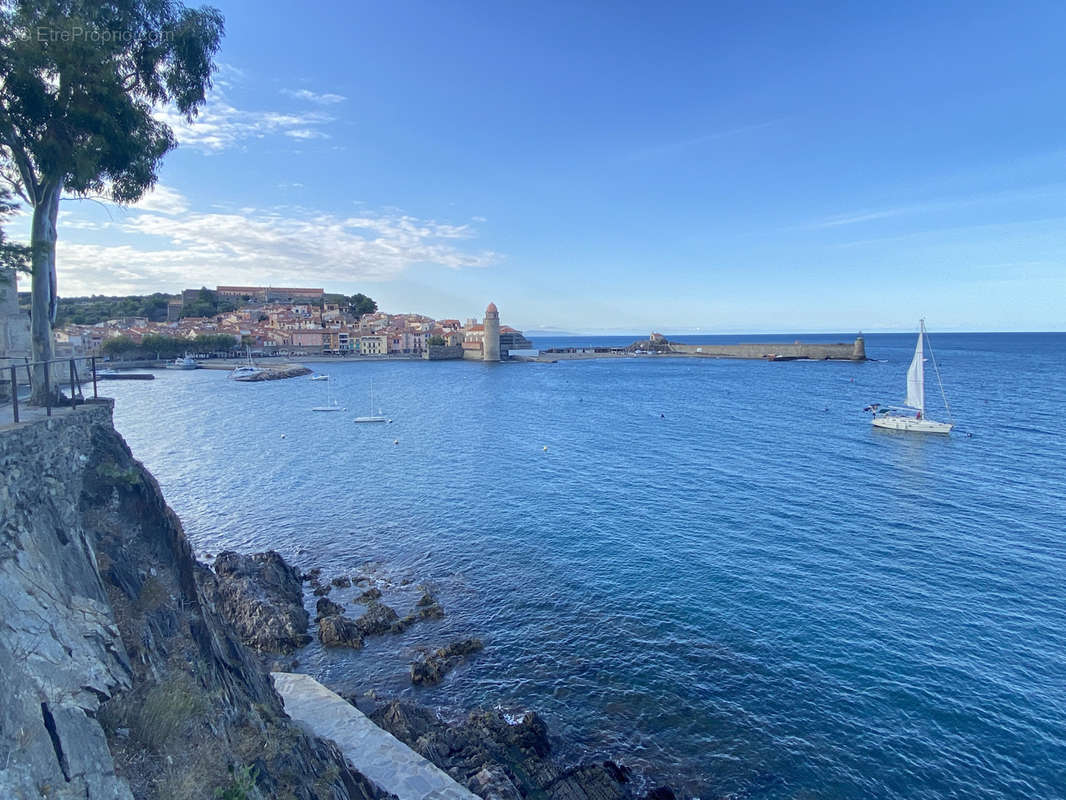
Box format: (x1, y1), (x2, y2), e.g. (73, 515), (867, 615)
(0, 184), (28, 272)
(0, 0), (224, 203)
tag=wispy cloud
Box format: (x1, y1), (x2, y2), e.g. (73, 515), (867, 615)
(281, 88), (347, 105)
(53, 190), (499, 295)
(156, 90), (335, 153)
(804, 184), (1066, 231)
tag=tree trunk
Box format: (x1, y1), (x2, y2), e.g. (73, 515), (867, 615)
(28, 179), (62, 405)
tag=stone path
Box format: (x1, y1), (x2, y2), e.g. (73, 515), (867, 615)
(271, 672), (480, 800)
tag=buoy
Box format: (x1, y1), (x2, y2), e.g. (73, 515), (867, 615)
(280, 433), (286, 439)
(543, 446), (548, 451)
(394, 439), (399, 445)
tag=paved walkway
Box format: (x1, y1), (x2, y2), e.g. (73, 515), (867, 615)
(271, 672), (479, 800)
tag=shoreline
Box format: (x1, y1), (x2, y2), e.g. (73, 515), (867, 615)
(202, 548), (684, 800)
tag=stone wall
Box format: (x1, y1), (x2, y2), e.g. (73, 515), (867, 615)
(0, 403), (381, 800)
(668, 338), (865, 360)
(422, 344), (463, 360)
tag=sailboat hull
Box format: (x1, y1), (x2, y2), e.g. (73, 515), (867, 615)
(872, 416), (952, 434)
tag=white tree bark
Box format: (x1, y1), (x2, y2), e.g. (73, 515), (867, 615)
(29, 179), (61, 404)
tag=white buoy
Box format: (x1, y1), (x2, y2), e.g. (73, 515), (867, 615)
(394, 439), (399, 445)
(543, 446), (548, 451)
(280, 434), (286, 439)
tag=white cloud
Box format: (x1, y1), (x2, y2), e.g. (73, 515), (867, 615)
(131, 184), (189, 215)
(281, 88), (347, 105)
(53, 206), (499, 295)
(156, 93), (334, 153)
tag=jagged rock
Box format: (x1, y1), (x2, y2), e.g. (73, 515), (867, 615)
(302, 567), (322, 582)
(356, 601), (400, 636)
(312, 582), (332, 597)
(356, 587), (382, 603)
(0, 403), (382, 799)
(643, 787), (676, 800)
(318, 615), (365, 648)
(316, 597), (344, 620)
(391, 593), (446, 632)
(370, 700), (641, 800)
(206, 550), (311, 653)
(331, 575), (352, 588)
(410, 638), (484, 685)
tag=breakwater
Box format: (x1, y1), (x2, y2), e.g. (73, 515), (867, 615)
(539, 336), (866, 361)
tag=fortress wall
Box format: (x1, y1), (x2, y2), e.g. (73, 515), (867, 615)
(669, 339), (864, 360)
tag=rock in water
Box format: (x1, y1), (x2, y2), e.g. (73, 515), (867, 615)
(206, 550), (311, 653)
(356, 601), (400, 636)
(316, 597), (344, 620)
(370, 700), (641, 800)
(317, 615), (365, 649)
(355, 587), (382, 604)
(410, 638), (484, 685)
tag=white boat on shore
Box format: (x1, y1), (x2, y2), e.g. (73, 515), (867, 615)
(309, 373), (329, 381)
(229, 349), (265, 381)
(868, 320), (953, 434)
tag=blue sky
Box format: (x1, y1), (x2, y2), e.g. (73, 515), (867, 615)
(31, 0), (1066, 332)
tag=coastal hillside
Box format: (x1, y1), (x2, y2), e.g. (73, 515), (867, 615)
(0, 402), (381, 800)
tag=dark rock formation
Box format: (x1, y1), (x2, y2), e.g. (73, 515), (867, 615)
(313, 582), (333, 596)
(316, 596), (344, 620)
(331, 575), (352, 588)
(318, 615), (365, 649)
(371, 700), (637, 800)
(0, 402), (381, 799)
(410, 638), (484, 685)
(356, 601), (400, 636)
(392, 592), (447, 632)
(356, 586), (382, 603)
(205, 550), (311, 653)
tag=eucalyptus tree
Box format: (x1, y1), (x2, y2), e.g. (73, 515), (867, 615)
(0, 0), (223, 401)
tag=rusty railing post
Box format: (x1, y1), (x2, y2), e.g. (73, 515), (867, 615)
(10, 366), (17, 424)
(91, 356), (98, 399)
(69, 359), (77, 409)
(44, 360), (51, 417)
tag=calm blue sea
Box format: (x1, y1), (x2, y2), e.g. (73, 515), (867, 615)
(104, 333), (1066, 799)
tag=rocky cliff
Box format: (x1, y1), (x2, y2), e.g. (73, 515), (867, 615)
(0, 402), (382, 800)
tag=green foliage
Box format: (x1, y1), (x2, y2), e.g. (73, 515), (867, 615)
(427, 335), (446, 346)
(0, 0), (225, 203)
(103, 332), (236, 358)
(0, 186), (28, 274)
(214, 765), (260, 800)
(126, 677), (207, 753)
(94, 459), (142, 488)
(102, 335), (136, 355)
(56, 293), (174, 325)
(348, 293), (377, 317)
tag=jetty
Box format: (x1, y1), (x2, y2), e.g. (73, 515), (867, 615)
(538, 334), (866, 362)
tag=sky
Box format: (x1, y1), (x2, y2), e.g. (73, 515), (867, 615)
(15, 0), (1066, 332)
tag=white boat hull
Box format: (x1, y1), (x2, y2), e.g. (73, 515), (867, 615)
(312, 407), (344, 412)
(872, 416), (952, 434)
(353, 416), (388, 423)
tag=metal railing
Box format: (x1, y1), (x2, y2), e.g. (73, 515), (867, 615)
(2, 356), (98, 424)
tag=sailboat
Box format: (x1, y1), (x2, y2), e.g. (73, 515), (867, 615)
(869, 319), (953, 434)
(311, 376), (344, 412)
(353, 379), (389, 423)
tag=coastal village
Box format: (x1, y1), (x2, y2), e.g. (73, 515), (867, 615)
(2, 280), (535, 363)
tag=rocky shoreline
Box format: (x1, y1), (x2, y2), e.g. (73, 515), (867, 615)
(205, 549), (679, 800)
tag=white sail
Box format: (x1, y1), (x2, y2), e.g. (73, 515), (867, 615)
(905, 327), (924, 413)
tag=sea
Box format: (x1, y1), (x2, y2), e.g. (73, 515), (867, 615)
(102, 332), (1066, 799)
